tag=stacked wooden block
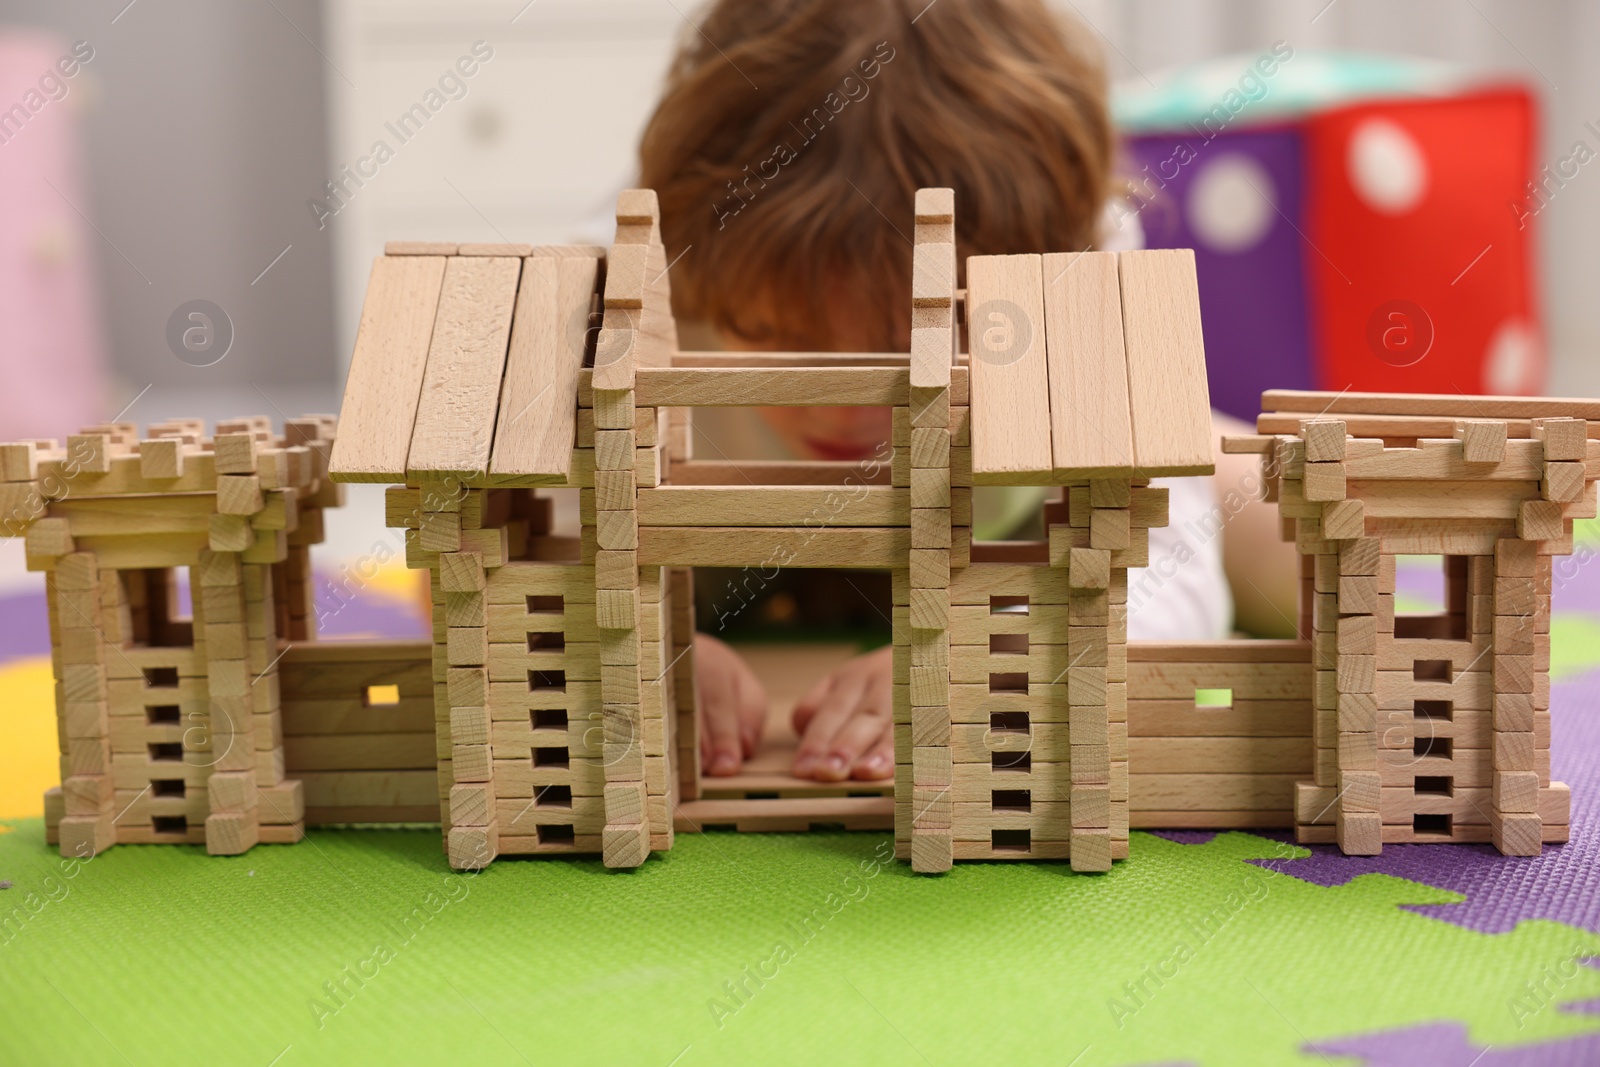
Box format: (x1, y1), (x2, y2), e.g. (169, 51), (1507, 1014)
(46, 546), (119, 857)
(278, 641), (439, 823)
(590, 189), (676, 869)
(668, 567), (701, 801)
(901, 187), (960, 873)
(1047, 478), (1166, 869)
(1126, 641), (1314, 829)
(417, 483), (499, 869)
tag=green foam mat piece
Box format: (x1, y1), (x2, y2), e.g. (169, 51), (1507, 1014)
(2, 821), (1598, 1066)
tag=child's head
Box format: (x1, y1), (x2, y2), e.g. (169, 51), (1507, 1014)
(639, 0), (1112, 456)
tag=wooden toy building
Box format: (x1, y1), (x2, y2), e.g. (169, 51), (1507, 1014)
(4, 189), (1589, 875)
(2, 416), (339, 857)
(326, 188), (1216, 874)
(1226, 396), (1589, 856)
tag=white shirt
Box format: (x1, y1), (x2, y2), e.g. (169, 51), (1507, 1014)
(1100, 203), (1233, 640)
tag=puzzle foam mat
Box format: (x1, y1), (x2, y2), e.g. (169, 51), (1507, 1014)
(2, 552), (1599, 1066)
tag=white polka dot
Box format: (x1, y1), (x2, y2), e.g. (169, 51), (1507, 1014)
(1347, 118), (1428, 214)
(1484, 318), (1541, 394)
(1187, 153), (1277, 253)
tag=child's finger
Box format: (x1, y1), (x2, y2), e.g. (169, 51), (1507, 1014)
(850, 732), (894, 781)
(814, 701), (891, 782)
(789, 673), (837, 737)
(791, 674), (871, 778)
(701, 687), (745, 776)
(734, 669), (767, 759)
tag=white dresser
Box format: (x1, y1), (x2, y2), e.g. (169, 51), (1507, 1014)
(325, 0), (682, 366)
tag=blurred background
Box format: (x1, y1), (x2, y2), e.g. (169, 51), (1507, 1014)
(0, 0), (1596, 567)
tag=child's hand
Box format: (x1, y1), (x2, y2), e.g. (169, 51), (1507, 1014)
(791, 646), (894, 781)
(694, 633), (767, 776)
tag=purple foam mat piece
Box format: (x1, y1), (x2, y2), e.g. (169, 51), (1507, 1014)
(1561, 960), (1600, 1017)
(1149, 830), (1221, 845)
(1306, 1021), (1600, 1066)
(313, 572), (430, 641)
(0, 590), (50, 659)
(1123, 127), (1315, 423)
(1251, 669), (1600, 935)
(0, 566), (425, 662)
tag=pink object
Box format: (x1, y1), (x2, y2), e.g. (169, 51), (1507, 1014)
(0, 31), (107, 441)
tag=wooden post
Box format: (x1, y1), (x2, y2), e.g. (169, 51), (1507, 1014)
(905, 189), (956, 873)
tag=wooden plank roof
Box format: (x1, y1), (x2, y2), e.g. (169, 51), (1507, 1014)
(967, 247), (1214, 482)
(328, 245), (606, 486)
(330, 191), (1217, 489)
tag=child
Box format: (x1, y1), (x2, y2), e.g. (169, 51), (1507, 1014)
(636, 0), (1267, 783)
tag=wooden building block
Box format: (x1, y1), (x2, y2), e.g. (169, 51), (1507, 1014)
(1335, 809), (1381, 855)
(1493, 770), (1539, 813)
(910, 466), (950, 509)
(0, 440), (37, 481)
(1454, 420), (1508, 463)
(66, 434), (112, 474)
(62, 774), (113, 816)
(214, 432), (258, 474)
(595, 469), (636, 512)
(1303, 461), (1346, 502)
(596, 510), (639, 551)
(1068, 548), (1110, 591)
(205, 812), (259, 856)
(1339, 770), (1381, 812)
(1070, 828), (1112, 872)
(209, 514), (255, 553)
(596, 588), (639, 630)
(1302, 420), (1347, 462)
(908, 588), (948, 631)
(138, 438), (185, 479)
(1493, 655), (1535, 694)
(1492, 730), (1535, 771)
(1089, 509), (1130, 551)
(448, 825), (498, 869)
(1542, 461), (1585, 503)
(1490, 811), (1542, 856)
(602, 821), (650, 868)
(1493, 614), (1535, 656)
(1532, 417), (1587, 461)
(58, 813), (116, 857)
(1338, 575), (1379, 615)
(418, 510), (461, 553)
(1517, 500), (1564, 541)
(217, 475), (264, 515)
(438, 552), (486, 592)
(1495, 538), (1538, 577)
(1322, 499), (1365, 541)
(911, 831), (953, 873)
(24, 517), (73, 557)
(1340, 538), (1381, 576)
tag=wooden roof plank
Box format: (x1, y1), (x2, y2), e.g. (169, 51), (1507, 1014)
(405, 255), (523, 480)
(966, 254), (1053, 479)
(328, 255), (448, 483)
(488, 253), (598, 481)
(1042, 251), (1135, 478)
(1263, 389), (1600, 421)
(1119, 249), (1214, 476)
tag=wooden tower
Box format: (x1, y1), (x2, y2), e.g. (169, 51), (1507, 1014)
(1228, 393), (1592, 854)
(2, 416), (338, 856)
